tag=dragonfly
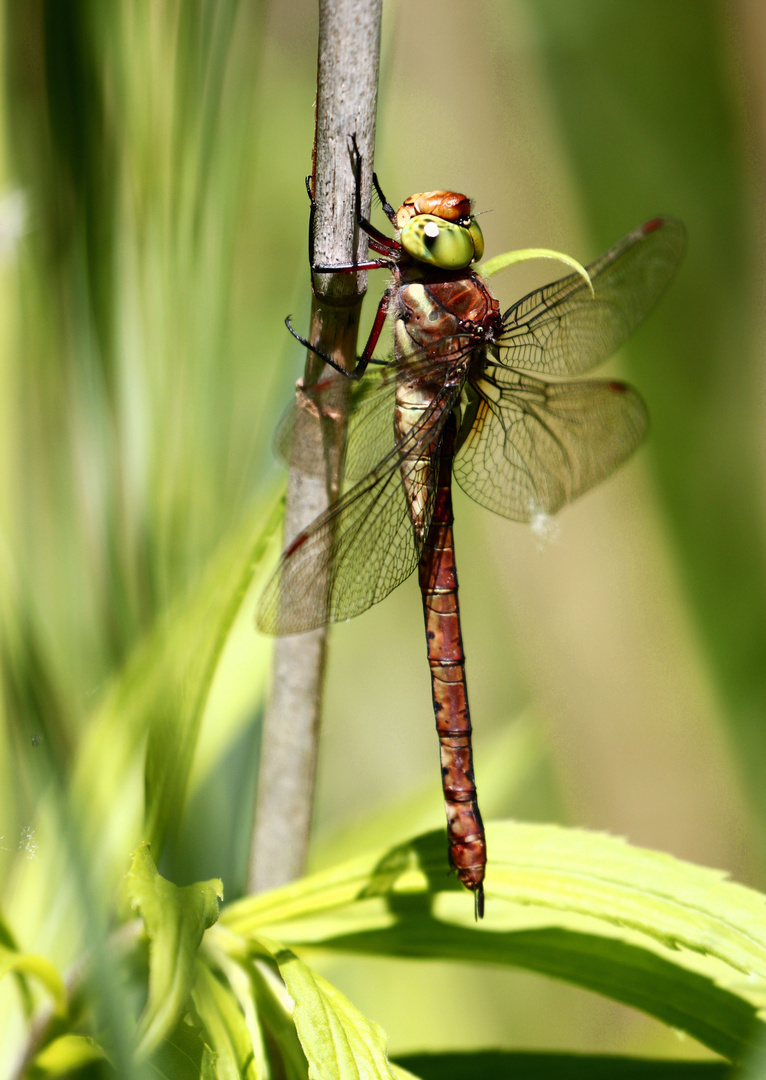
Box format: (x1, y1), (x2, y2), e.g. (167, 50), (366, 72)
(257, 144), (685, 917)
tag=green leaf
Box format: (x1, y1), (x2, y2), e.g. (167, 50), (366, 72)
(222, 822), (766, 965)
(0, 908), (35, 1017)
(0, 940), (66, 1016)
(303, 914), (758, 1064)
(126, 842), (223, 1059)
(149, 1017), (218, 1080)
(257, 936), (396, 1080)
(200, 951), (310, 1080)
(247, 960), (309, 1080)
(480, 246), (594, 295)
(392, 1051), (731, 1080)
(219, 823), (766, 1062)
(192, 960), (259, 1080)
(65, 494), (280, 896)
(28, 1033), (107, 1076)
(142, 494), (282, 860)
(225, 823), (766, 975)
(0, 908), (19, 950)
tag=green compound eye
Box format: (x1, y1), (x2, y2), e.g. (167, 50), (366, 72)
(467, 218), (484, 262)
(400, 214), (484, 269)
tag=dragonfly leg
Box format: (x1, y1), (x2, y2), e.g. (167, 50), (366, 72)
(372, 170), (397, 226)
(285, 317), (355, 377)
(306, 174), (317, 266)
(307, 168), (394, 271)
(309, 135), (401, 274)
(349, 131), (397, 224)
(349, 133), (399, 242)
(312, 257), (394, 274)
(285, 289), (391, 380)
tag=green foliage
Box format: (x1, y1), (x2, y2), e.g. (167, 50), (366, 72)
(481, 247), (593, 296)
(392, 1053), (731, 1080)
(25, 1035), (107, 1078)
(1, 0), (765, 1077)
(126, 844), (223, 1058)
(218, 824), (766, 1064)
(12, 826), (766, 1074)
(265, 942), (396, 1079)
(0, 939), (66, 1021)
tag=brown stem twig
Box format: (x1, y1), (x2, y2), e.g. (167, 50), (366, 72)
(248, 0), (383, 894)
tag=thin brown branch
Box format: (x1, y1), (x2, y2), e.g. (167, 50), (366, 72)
(248, 0), (383, 894)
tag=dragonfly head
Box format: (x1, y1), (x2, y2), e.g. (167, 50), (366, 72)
(396, 190), (484, 269)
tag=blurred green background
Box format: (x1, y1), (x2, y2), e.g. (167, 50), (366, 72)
(1, 0), (765, 1066)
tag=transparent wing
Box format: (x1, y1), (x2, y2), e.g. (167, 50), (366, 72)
(272, 344), (479, 483)
(454, 372), (648, 521)
(272, 365), (401, 482)
(496, 217), (685, 378)
(257, 380), (462, 636)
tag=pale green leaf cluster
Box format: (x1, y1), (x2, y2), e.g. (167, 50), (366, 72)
(7, 820), (766, 1075)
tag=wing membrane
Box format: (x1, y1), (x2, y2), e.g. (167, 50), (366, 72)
(273, 348), (472, 483)
(454, 373), (648, 521)
(273, 366), (401, 482)
(261, 219), (679, 629)
(496, 217), (685, 378)
(257, 381), (461, 635)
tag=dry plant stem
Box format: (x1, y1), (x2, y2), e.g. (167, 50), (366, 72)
(248, 0), (382, 894)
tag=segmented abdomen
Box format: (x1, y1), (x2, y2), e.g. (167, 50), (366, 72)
(393, 271), (489, 915)
(419, 412), (485, 913)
